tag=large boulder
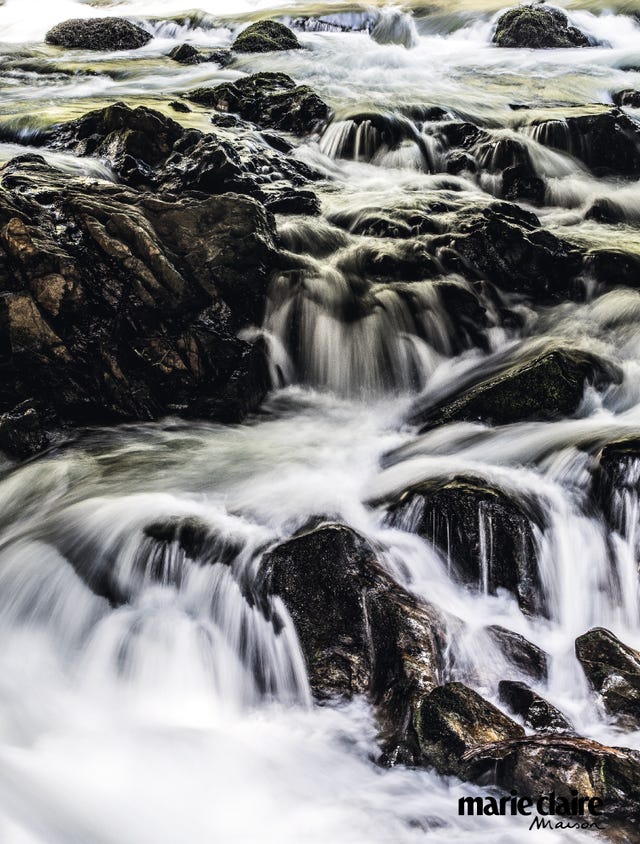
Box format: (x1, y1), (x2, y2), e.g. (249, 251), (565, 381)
(613, 89), (640, 108)
(232, 21), (301, 53)
(498, 680), (574, 733)
(187, 73), (331, 136)
(386, 476), (545, 616)
(414, 682), (524, 777)
(492, 7), (591, 49)
(262, 522), (444, 763)
(432, 203), (583, 300)
(463, 735), (640, 822)
(45, 18), (152, 51)
(412, 348), (621, 429)
(576, 628), (640, 728)
(0, 156), (279, 453)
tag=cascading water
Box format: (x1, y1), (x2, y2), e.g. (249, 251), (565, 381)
(1, 0), (640, 841)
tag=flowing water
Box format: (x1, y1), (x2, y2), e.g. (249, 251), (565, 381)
(1, 0), (640, 841)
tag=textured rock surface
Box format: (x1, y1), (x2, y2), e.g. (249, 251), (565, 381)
(0, 156), (278, 448)
(386, 476), (545, 616)
(263, 522), (444, 762)
(415, 682), (524, 776)
(45, 18), (152, 50)
(576, 627), (640, 728)
(498, 680), (574, 733)
(493, 7), (591, 49)
(233, 21), (301, 53)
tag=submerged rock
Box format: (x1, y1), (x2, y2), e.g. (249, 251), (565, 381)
(486, 626), (549, 682)
(415, 682), (524, 777)
(168, 44), (233, 66)
(594, 436), (640, 532)
(492, 7), (591, 49)
(263, 522), (444, 762)
(0, 156), (277, 449)
(433, 203), (582, 300)
(529, 108), (640, 176)
(463, 735), (640, 821)
(187, 72), (330, 136)
(612, 89), (640, 108)
(386, 476), (544, 616)
(232, 21), (301, 53)
(576, 627), (640, 728)
(413, 348), (621, 429)
(498, 680), (574, 733)
(45, 17), (152, 50)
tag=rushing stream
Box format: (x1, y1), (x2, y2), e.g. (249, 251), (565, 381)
(1, 0), (640, 842)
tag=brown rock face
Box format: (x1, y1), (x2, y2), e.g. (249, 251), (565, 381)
(0, 155), (279, 450)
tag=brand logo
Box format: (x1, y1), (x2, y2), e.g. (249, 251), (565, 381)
(458, 789), (607, 831)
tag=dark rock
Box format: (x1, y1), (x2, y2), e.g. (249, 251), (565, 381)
(492, 7), (591, 49)
(168, 44), (232, 66)
(413, 348), (621, 428)
(45, 102), (320, 210)
(263, 522), (444, 763)
(487, 626), (549, 682)
(414, 682), (524, 777)
(613, 89), (640, 108)
(433, 203), (583, 300)
(576, 627), (640, 728)
(0, 156), (278, 438)
(0, 399), (51, 459)
(45, 17), (152, 51)
(594, 436), (640, 533)
(386, 476), (544, 616)
(529, 109), (640, 176)
(585, 248), (640, 287)
(187, 72), (330, 136)
(320, 112), (429, 165)
(462, 735), (640, 822)
(168, 43), (202, 64)
(232, 21), (301, 53)
(446, 151), (477, 175)
(498, 680), (574, 733)
(169, 100), (191, 114)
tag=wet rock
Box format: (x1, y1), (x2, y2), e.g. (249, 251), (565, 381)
(585, 248), (640, 287)
(446, 151), (477, 175)
(169, 100), (191, 114)
(462, 735), (640, 822)
(320, 112), (429, 165)
(45, 17), (152, 50)
(413, 348), (621, 429)
(386, 476), (545, 616)
(433, 202), (582, 300)
(46, 102), (320, 209)
(414, 682), (524, 777)
(576, 627), (640, 728)
(593, 436), (640, 532)
(613, 89), (640, 108)
(486, 626), (549, 682)
(263, 522), (444, 763)
(530, 108), (640, 176)
(168, 43), (202, 64)
(187, 72), (330, 136)
(498, 680), (574, 733)
(0, 399), (51, 459)
(0, 156), (277, 439)
(492, 7), (591, 49)
(168, 44), (233, 66)
(232, 21), (301, 53)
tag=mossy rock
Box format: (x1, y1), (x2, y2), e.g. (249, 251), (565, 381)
(45, 17), (152, 50)
(493, 7), (590, 49)
(413, 348), (621, 429)
(233, 20), (301, 53)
